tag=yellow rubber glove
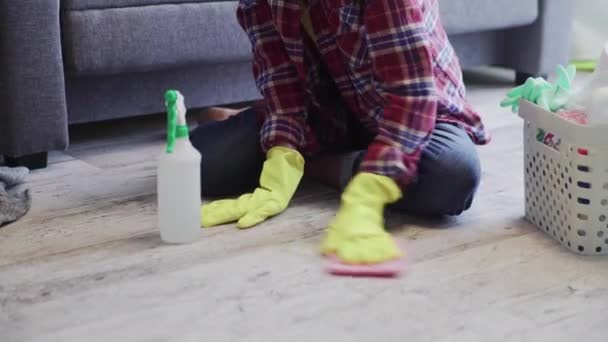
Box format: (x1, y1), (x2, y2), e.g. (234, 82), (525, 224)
(201, 147), (304, 229)
(321, 172), (404, 264)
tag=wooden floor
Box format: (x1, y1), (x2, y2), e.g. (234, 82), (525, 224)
(1, 69), (607, 342)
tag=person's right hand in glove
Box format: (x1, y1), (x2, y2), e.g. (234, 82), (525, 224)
(201, 146), (304, 229)
(321, 172), (404, 264)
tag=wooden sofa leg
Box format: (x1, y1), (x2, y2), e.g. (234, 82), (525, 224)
(5, 152), (48, 170)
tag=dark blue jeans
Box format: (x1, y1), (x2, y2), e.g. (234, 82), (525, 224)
(190, 108), (481, 216)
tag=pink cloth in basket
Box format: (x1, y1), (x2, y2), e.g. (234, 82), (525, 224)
(558, 109), (588, 125)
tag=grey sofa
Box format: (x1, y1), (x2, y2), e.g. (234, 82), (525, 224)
(0, 0), (573, 169)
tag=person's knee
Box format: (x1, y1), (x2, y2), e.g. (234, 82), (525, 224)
(393, 157), (480, 217)
(199, 146), (264, 197)
(393, 125), (481, 217)
(436, 152), (481, 215)
(190, 109), (263, 197)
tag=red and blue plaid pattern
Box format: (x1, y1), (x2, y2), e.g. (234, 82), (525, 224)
(237, 0), (490, 185)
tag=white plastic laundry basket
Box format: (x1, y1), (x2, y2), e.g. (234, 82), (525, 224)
(519, 100), (608, 255)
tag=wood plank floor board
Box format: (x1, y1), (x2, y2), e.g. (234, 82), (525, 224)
(3, 233), (605, 342)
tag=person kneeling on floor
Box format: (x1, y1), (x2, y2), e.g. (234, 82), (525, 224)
(191, 0), (490, 265)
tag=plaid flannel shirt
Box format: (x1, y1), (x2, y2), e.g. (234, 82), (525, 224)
(237, 0), (490, 185)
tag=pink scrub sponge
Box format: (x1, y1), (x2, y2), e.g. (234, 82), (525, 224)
(323, 241), (408, 277)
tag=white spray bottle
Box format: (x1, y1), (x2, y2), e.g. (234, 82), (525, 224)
(572, 42), (608, 125)
(157, 90), (202, 244)
(587, 43), (608, 125)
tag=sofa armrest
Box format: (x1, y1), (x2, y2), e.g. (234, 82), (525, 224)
(504, 0), (575, 76)
(0, 0), (69, 157)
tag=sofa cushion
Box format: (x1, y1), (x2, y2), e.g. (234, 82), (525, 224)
(62, 1), (251, 76)
(63, 0), (226, 10)
(439, 0), (539, 35)
(63, 0), (539, 76)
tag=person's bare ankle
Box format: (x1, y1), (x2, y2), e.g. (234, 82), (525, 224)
(196, 107), (245, 124)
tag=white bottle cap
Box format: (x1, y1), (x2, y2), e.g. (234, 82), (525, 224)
(588, 86), (608, 125)
(596, 41), (608, 73)
(573, 42), (608, 109)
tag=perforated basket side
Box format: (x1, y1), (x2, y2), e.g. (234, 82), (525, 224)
(524, 121), (572, 250)
(520, 101), (608, 255)
(567, 144), (608, 255)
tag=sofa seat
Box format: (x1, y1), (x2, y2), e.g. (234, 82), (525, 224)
(63, 0), (224, 10)
(439, 0), (538, 35)
(62, 0), (251, 76)
(62, 0), (541, 77)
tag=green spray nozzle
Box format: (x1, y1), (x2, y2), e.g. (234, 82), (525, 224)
(164, 89), (189, 153)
